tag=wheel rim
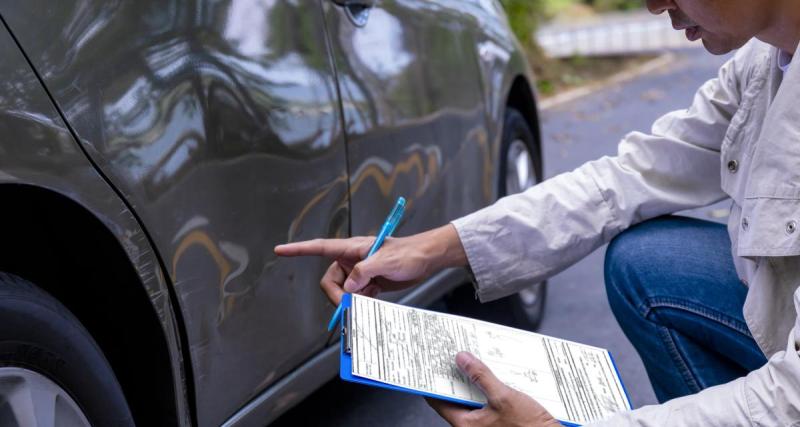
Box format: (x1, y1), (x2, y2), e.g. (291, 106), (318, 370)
(505, 139), (544, 312)
(517, 282), (545, 312)
(505, 139), (536, 194)
(0, 367), (91, 427)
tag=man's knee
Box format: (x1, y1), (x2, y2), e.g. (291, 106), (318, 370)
(604, 216), (686, 314)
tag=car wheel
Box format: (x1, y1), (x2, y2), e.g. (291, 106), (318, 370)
(0, 272), (134, 427)
(496, 108), (547, 331)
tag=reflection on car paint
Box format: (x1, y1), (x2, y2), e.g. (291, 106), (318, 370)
(473, 126), (494, 202)
(0, 27), (193, 422)
(286, 174), (349, 243)
(349, 146), (441, 199)
(288, 144), (444, 243)
(350, 9), (412, 79)
(5, 1), (353, 422)
(171, 228), (252, 324)
(323, 0), (493, 245)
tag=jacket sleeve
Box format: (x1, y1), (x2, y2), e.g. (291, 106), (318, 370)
(451, 53), (742, 303)
(592, 288), (800, 426)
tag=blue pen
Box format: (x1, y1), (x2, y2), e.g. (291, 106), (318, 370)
(327, 196), (406, 331)
(366, 196), (406, 257)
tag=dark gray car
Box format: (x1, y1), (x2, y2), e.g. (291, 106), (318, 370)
(0, 1), (544, 425)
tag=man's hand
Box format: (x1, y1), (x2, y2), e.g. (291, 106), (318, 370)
(427, 352), (560, 427)
(274, 224), (467, 305)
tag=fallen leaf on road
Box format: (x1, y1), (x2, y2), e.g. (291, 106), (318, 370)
(640, 89), (666, 102)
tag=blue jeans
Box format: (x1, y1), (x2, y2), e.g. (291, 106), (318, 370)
(604, 216), (767, 403)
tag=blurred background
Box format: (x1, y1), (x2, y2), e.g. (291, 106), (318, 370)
(501, 0), (700, 96)
(274, 1), (732, 425)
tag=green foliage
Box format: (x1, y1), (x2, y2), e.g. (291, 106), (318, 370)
(543, 0), (580, 17)
(499, 0), (545, 48)
(500, 0), (645, 96)
(536, 79), (554, 95)
(499, 0), (640, 47)
(589, 0), (641, 12)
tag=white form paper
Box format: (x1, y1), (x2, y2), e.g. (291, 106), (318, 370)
(349, 294), (631, 424)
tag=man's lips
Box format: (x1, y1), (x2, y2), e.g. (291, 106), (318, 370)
(685, 26), (701, 42)
(670, 15), (702, 42)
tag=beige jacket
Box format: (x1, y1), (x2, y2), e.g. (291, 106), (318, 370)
(452, 39), (800, 426)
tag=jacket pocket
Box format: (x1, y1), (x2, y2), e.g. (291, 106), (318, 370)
(720, 75), (768, 202)
(737, 197), (800, 257)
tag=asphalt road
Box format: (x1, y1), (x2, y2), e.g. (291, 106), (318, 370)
(272, 47), (731, 426)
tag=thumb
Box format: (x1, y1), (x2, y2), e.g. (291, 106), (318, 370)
(343, 258), (380, 293)
(456, 352), (508, 404)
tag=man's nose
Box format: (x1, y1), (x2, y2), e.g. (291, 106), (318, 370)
(646, 0), (677, 14)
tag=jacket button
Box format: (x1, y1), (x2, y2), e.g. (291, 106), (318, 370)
(727, 160), (738, 173)
(741, 217), (749, 231)
(787, 220), (797, 234)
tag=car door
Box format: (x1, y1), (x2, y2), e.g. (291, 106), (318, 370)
(321, 0), (492, 271)
(2, 0), (349, 425)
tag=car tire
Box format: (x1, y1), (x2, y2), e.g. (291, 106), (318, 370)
(496, 108), (547, 331)
(0, 272), (134, 427)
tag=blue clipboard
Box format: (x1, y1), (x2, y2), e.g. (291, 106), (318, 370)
(338, 294), (485, 408)
(337, 293), (631, 427)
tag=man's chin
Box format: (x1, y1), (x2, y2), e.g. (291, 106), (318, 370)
(701, 37), (748, 55)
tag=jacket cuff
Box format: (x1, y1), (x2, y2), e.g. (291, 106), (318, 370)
(451, 211), (504, 302)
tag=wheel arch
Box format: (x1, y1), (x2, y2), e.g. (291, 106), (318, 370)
(505, 75), (544, 181)
(0, 183), (180, 426)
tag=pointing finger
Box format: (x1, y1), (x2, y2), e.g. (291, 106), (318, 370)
(274, 239), (348, 258)
(274, 238), (370, 259)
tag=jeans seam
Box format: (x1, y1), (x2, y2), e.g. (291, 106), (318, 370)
(639, 296), (753, 338)
(658, 325), (702, 393)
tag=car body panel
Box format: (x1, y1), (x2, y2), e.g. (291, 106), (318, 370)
(323, 0), (492, 249)
(2, 1), (351, 424)
(0, 20), (191, 425)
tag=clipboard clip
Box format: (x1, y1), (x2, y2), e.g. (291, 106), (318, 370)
(342, 307), (352, 354)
